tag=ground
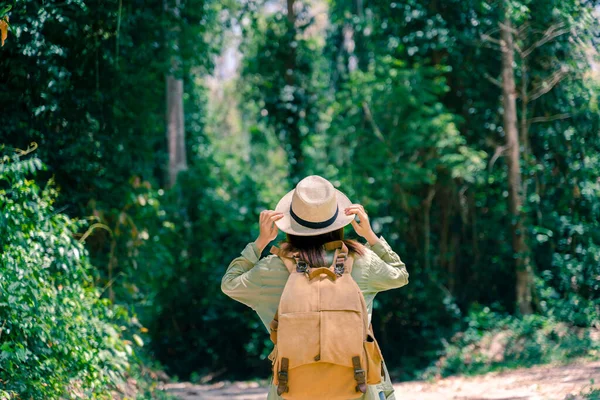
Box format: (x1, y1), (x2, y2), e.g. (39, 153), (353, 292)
(164, 360), (600, 400)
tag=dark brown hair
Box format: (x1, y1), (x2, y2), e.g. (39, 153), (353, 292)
(280, 228), (366, 268)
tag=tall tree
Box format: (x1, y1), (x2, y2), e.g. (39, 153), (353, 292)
(488, 0), (591, 315)
(499, 2), (534, 315)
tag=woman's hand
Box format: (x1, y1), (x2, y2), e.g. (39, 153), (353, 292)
(345, 204), (379, 246)
(254, 210), (284, 253)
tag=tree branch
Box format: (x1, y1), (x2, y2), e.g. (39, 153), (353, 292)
(499, 22), (519, 35)
(362, 101), (386, 143)
(522, 24), (570, 58)
(488, 144), (510, 172)
(529, 65), (569, 101)
(529, 113), (571, 124)
(484, 72), (503, 89)
(481, 32), (503, 48)
(516, 22), (530, 37)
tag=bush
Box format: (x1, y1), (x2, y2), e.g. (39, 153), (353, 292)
(0, 153), (168, 399)
(425, 305), (600, 378)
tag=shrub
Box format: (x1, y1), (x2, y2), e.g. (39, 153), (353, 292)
(0, 153), (167, 399)
(425, 305), (600, 378)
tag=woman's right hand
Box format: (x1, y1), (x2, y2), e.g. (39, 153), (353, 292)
(345, 204), (379, 246)
(255, 210), (284, 253)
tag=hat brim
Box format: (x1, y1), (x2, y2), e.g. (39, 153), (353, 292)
(274, 188), (355, 236)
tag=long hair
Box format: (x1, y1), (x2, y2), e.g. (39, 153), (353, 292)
(280, 228), (366, 268)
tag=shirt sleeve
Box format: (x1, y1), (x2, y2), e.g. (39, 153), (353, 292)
(221, 242), (264, 310)
(366, 235), (409, 292)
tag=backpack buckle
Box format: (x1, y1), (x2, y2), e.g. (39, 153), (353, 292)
(352, 356), (367, 393)
(278, 370), (288, 382)
(334, 255), (346, 276)
(277, 358), (290, 395)
(296, 260), (309, 273)
(353, 368), (366, 381)
(277, 371), (289, 395)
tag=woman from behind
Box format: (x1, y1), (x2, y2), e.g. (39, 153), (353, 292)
(222, 175), (409, 399)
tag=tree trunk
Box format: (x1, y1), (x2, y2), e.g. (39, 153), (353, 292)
(354, 0), (363, 17)
(166, 75), (186, 187)
(439, 190), (449, 270)
(165, 0), (187, 188)
(449, 230), (459, 296)
(439, 186), (456, 294)
(423, 185), (436, 271)
(500, 7), (533, 315)
(286, 0), (295, 22)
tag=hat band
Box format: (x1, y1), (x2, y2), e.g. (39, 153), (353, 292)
(290, 205), (339, 229)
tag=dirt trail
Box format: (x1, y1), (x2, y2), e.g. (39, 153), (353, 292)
(164, 360), (600, 400)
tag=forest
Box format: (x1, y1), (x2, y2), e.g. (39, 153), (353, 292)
(0, 0), (599, 399)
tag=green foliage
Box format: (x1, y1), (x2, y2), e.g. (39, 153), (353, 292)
(240, 6), (322, 183)
(0, 0), (222, 383)
(0, 154), (169, 399)
(0, 0), (220, 309)
(146, 147), (274, 379)
(513, 0), (600, 329)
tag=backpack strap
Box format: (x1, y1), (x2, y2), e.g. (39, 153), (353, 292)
(268, 245), (297, 346)
(268, 243), (342, 345)
(277, 357), (290, 395)
(323, 240), (355, 275)
(269, 245), (296, 274)
(352, 355), (367, 393)
(269, 309), (279, 344)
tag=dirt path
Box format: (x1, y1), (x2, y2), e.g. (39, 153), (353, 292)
(164, 360), (600, 400)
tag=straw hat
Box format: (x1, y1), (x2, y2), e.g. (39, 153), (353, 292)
(274, 175), (355, 236)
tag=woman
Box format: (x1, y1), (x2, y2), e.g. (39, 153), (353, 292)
(221, 175), (409, 399)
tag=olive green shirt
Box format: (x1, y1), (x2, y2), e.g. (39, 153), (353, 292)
(221, 235), (409, 400)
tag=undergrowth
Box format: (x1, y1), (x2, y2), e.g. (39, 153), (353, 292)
(422, 305), (600, 379)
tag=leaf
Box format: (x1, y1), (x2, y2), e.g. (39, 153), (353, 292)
(132, 334), (144, 347)
(0, 17), (7, 47)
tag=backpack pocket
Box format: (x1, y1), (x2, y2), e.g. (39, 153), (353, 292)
(277, 312), (320, 368)
(320, 310), (364, 367)
(364, 333), (383, 385)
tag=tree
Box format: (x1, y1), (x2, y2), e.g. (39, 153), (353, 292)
(499, 1), (534, 315)
(483, 0), (595, 315)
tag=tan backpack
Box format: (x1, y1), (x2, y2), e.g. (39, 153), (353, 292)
(267, 240), (385, 400)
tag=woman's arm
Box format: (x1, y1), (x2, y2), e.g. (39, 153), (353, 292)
(221, 210), (283, 309)
(366, 236), (409, 292)
(221, 242), (264, 309)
